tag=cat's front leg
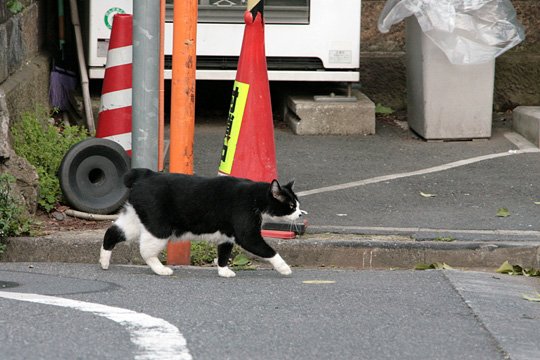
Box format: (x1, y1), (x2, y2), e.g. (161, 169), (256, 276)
(236, 234), (292, 276)
(268, 253), (292, 276)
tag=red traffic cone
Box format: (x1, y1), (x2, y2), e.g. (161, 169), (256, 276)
(218, 8), (277, 182)
(96, 14), (133, 156)
(219, 5), (299, 240)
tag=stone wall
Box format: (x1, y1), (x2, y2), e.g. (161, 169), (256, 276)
(0, 0), (49, 213)
(359, 0), (540, 111)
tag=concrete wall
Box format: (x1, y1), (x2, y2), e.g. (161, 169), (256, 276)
(359, 0), (540, 111)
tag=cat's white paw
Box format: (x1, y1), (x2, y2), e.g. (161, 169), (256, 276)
(99, 247), (111, 270)
(276, 264), (292, 276)
(269, 254), (292, 276)
(154, 266), (174, 276)
(218, 266), (236, 278)
(146, 257), (174, 276)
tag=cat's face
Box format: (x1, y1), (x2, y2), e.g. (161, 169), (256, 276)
(264, 180), (306, 221)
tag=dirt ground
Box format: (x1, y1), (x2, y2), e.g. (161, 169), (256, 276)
(33, 208), (111, 236)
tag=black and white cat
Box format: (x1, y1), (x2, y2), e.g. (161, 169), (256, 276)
(99, 168), (306, 277)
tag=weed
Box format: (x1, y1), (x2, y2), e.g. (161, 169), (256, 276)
(190, 241), (218, 266)
(375, 103), (395, 115)
(11, 107), (89, 211)
(434, 237), (455, 242)
(189, 241), (247, 267)
(7, 0), (24, 14)
(0, 173), (33, 241)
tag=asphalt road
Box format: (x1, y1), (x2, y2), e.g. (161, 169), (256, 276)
(1, 263), (539, 359)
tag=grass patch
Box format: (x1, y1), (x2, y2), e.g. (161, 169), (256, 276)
(189, 241), (252, 269)
(11, 107), (89, 212)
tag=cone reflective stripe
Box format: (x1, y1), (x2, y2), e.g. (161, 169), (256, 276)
(96, 14), (133, 155)
(218, 6), (277, 182)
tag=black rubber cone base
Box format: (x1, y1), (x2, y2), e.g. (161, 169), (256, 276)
(59, 138), (130, 214)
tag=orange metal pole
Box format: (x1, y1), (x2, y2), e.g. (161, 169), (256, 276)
(167, 0), (198, 265)
(158, 0), (165, 171)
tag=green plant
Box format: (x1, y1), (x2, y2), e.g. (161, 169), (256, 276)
(189, 241), (248, 267)
(190, 241), (218, 266)
(0, 173), (32, 241)
(375, 103), (395, 115)
(11, 107), (89, 211)
(7, 0), (24, 14)
(434, 237), (455, 242)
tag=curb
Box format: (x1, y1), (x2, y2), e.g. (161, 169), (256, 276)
(3, 230), (540, 270)
(271, 238), (540, 270)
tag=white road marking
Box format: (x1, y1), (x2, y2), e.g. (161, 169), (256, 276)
(0, 291), (192, 360)
(297, 147), (540, 198)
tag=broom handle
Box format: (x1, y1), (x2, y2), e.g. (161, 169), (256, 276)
(69, 0), (95, 134)
(58, 0), (65, 58)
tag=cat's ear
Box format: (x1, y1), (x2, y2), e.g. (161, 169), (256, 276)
(285, 179), (295, 190)
(270, 180), (286, 202)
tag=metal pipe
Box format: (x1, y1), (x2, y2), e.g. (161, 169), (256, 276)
(132, 0), (160, 170)
(169, 0), (197, 175)
(158, 0), (166, 171)
(167, 0), (198, 265)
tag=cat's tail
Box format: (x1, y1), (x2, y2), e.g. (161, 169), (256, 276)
(123, 168), (154, 189)
(99, 203), (141, 270)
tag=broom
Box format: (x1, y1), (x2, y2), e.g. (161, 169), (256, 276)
(49, 0), (77, 112)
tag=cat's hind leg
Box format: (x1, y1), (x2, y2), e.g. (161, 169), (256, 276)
(100, 204), (141, 270)
(236, 233), (292, 276)
(140, 229), (173, 276)
(217, 242), (236, 278)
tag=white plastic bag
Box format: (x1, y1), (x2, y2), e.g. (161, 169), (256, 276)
(378, 0), (525, 65)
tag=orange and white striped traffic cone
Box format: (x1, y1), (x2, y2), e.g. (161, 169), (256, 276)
(96, 14), (133, 155)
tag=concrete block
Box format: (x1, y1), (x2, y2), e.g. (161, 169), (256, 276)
(285, 90), (375, 135)
(406, 17), (494, 140)
(513, 106), (540, 148)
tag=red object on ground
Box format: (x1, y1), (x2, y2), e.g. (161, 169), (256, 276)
(218, 10), (277, 182)
(261, 230), (296, 240)
(96, 14), (133, 155)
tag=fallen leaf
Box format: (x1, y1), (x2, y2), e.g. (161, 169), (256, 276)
(496, 261), (540, 277)
(303, 280), (336, 284)
(522, 293), (540, 302)
(415, 262), (453, 270)
(496, 260), (515, 274)
(496, 208), (510, 217)
(375, 103), (395, 115)
(232, 254), (251, 267)
(420, 192), (436, 198)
